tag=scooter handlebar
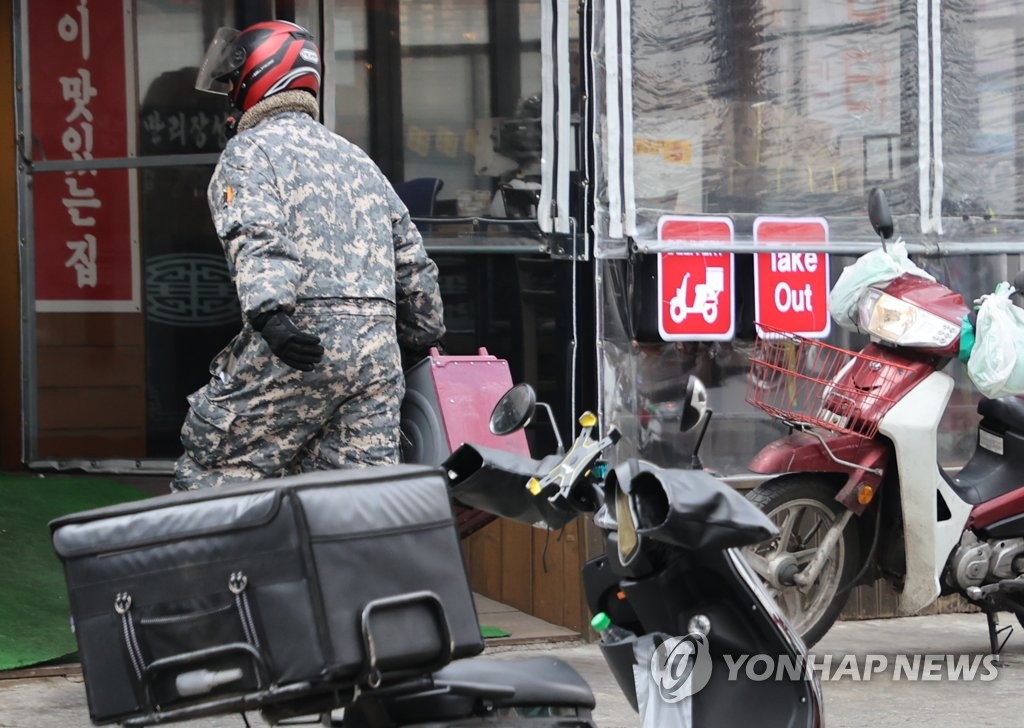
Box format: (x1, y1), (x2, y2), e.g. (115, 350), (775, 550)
(527, 423), (620, 502)
(443, 417), (620, 528)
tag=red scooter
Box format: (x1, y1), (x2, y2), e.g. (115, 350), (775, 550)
(743, 188), (1024, 653)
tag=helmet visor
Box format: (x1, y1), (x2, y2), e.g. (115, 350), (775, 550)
(195, 27), (242, 95)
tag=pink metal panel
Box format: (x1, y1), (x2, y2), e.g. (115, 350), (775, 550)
(429, 347), (531, 456)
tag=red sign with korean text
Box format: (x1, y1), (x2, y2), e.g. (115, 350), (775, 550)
(753, 217), (830, 338)
(656, 216), (735, 341)
(28, 0), (138, 311)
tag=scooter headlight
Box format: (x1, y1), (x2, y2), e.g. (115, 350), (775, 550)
(857, 288), (959, 346)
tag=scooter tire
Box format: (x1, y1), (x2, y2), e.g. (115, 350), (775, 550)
(745, 474), (859, 648)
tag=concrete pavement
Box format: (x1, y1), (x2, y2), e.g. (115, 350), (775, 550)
(1, 612), (1021, 727)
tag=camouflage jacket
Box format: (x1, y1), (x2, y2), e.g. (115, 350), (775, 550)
(208, 90), (445, 350)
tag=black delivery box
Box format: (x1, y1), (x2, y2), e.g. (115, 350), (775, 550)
(49, 464), (483, 725)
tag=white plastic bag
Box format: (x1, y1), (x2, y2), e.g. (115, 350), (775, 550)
(967, 282), (1024, 398)
(828, 241), (935, 331)
(632, 633), (692, 728)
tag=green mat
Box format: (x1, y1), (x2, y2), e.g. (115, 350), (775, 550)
(480, 625), (511, 639)
(0, 474), (150, 671)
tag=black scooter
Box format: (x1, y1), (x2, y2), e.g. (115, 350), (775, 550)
(65, 378), (822, 728)
(298, 377), (824, 727)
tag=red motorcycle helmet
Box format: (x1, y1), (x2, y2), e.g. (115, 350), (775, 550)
(196, 20), (321, 112)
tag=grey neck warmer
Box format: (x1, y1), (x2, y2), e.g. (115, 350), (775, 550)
(237, 90), (319, 133)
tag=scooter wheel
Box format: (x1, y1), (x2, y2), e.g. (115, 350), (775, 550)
(743, 474), (859, 648)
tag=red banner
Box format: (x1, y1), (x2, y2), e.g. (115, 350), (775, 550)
(29, 0), (138, 311)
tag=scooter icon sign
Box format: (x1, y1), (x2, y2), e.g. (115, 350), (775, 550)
(657, 216), (735, 341)
(669, 268), (725, 324)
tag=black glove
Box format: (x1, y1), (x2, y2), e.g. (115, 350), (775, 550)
(253, 310), (324, 372)
(400, 339), (446, 371)
(432, 338), (447, 356)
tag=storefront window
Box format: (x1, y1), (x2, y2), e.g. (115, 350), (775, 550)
(135, 4), (241, 456)
(19, 0), (576, 466)
(399, 0), (491, 209)
(941, 1), (1024, 222)
(627, 0), (914, 231)
(594, 1), (1024, 478)
(328, 0), (371, 150)
(595, 0), (922, 475)
(21, 0), (280, 464)
(136, 2), (231, 158)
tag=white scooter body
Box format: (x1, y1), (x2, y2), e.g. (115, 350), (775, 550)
(878, 371), (973, 613)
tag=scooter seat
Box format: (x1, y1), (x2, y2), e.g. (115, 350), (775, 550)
(366, 656), (596, 725)
(950, 397), (1024, 505)
(978, 396), (1024, 433)
(432, 656), (597, 708)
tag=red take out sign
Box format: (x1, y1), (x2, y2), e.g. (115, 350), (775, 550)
(753, 217), (831, 338)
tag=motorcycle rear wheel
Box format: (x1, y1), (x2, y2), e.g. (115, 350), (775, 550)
(744, 474), (859, 648)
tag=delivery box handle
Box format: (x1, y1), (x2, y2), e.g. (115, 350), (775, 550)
(360, 590), (455, 688)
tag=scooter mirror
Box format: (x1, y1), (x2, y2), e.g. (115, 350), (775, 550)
(1013, 269), (1024, 295)
(868, 187), (894, 240)
(680, 375), (708, 432)
(489, 383), (537, 436)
